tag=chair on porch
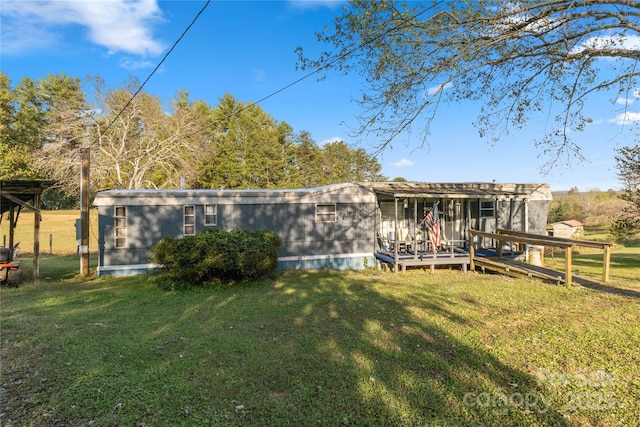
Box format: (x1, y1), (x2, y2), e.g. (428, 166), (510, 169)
(376, 232), (390, 252)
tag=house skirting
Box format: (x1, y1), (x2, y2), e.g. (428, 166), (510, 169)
(97, 263), (162, 277)
(278, 252), (374, 271)
(97, 253), (375, 277)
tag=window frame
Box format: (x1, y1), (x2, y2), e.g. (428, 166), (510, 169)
(184, 205), (196, 236)
(479, 200), (495, 218)
(316, 204), (337, 222)
(204, 204), (217, 226)
(115, 206), (127, 248)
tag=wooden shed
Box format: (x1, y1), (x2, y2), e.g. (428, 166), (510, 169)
(93, 182), (552, 276)
(549, 220), (584, 239)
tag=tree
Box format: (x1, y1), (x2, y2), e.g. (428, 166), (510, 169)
(195, 94), (297, 190)
(297, 0), (640, 168)
(611, 144), (640, 241)
(0, 72), (88, 191)
(91, 78), (208, 190)
(292, 131), (323, 188)
(0, 73), (44, 180)
(615, 144), (640, 212)
(318, 140), (385, 185)
(195, 96), (386, 189)
(31, 73), (92, 195)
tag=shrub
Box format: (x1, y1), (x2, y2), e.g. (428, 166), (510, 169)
(150, 228), (281, 288)
(609, 216), (640, 243)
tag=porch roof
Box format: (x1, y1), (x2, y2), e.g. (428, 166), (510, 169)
(368, 182), (551, 200)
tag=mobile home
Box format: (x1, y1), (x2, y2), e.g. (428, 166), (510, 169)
(93, 182), (551, 276)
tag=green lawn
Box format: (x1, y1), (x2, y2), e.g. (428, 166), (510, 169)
(2, 257), (639, 426)
(543, 244), (640, 288)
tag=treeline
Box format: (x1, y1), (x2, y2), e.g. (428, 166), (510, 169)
(548, 188), (632, 227)
(0, 73), (386, 208)
(548, 145), (640, 243)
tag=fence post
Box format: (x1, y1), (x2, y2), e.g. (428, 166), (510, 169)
(564, 246), (572, 287)
(602, 245), (611, 283)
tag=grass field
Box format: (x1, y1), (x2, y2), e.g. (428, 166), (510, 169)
(0, 209), (99, 256)
(2, 255), (639, 426)
(4, 210), (639, 285)
(2, 212), (639, 425)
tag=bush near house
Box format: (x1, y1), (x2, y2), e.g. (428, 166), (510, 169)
(150, 228), (280, 288)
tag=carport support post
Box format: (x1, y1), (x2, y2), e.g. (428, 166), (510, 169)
(8, 207), (15, 259)
(33, 197), (41, 281)
(80, 148), (90, 277)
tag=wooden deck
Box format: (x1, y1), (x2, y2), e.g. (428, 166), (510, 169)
(375, 250), (470, 273)
(376, 248), (610, 290)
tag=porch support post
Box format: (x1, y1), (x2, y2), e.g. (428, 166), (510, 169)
(524, 198), (529, 261)
(413, 198), (418, 260)
(469, 229), (476, 271)
(394, 197), (399, 274)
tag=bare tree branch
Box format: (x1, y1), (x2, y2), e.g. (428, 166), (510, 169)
(298, 0), (640, 170)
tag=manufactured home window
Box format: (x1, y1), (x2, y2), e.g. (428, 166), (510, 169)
(184, 205), (195, 235)
(480, 201), (495, 218)
(115, 206), (127, 248)
(205, 204), (217, 226)
(316, 204), (336, 222)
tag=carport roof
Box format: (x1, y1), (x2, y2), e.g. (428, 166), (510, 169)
(0, 180), (56, 215)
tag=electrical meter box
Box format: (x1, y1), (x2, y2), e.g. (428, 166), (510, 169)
(75, 219), (82, 244)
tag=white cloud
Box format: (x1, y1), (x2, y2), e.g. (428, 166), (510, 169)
(0, 0), (165, 56)
(425, 82), (453, 96)
(392, 158), (414, 168)
(119, 57), (157, 70)
(615, 88), (640, 105)
(571, 34), (640, 55)
(616, 97), (634, 105)
(609, 111), (640, 125)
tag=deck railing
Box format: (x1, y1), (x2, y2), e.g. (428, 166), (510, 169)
(468, 228), (613, 286)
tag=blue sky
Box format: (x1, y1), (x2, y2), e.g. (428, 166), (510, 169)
(1, 0), (638, 191)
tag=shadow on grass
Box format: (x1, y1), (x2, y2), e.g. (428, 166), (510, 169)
(2, 271), (570, 426)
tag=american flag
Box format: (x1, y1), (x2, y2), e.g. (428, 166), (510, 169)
(425, 204), (441, 253)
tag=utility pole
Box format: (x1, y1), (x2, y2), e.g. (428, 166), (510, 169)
(80, 148), (90, 276)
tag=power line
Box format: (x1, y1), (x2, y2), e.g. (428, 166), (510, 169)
(184, 2), (440, 139)
(90, 0), (441, 145)
(89, 0), (211, 147)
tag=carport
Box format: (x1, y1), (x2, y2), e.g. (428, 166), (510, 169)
(0, 180), (55, 281)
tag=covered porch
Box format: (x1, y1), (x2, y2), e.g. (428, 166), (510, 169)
(370, 182), (549, 273)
